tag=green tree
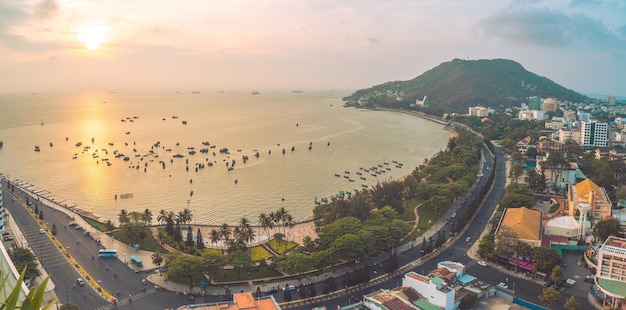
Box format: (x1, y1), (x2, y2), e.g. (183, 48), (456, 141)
(538, 287), (560, 308)
(228, 250), (253, 280)
(166, 253), (204, 287)
(10, 247), (41, 280)
(196, 228), (205, 249)
(331, 234), (366, 261)
(509, 162), (524, 183)
(563, 296), (580, 310)
(151, 251), (164, 267)
(186, 226), (194, 247)
(593, 218), (621, 242)
(477, 234), (495, 259)
(532, 247), (561, 273)
(550, 265), (564, 283)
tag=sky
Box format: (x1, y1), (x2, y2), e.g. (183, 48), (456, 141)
(1, 0), (625, 96)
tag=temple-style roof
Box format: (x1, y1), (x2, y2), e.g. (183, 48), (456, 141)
(500, 207), (541, 241)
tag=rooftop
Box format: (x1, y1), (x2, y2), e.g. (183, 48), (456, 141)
(499, 207), (541, 241)
(601, 236), (626, 255)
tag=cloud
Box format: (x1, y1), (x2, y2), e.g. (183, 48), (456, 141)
(478, 4), (626, 50)
(34, 0), (58, 19)
(0, 1), (59, 52)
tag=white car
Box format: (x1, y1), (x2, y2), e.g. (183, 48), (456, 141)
(477, 261), (487, 266)
(498, 282), (508, 289)
(465, 237), (471, 242)
(39, 228), (45, 234)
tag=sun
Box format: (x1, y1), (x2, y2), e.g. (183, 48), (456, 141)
(76, 25), (109, 51)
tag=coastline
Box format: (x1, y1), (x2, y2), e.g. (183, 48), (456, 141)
(1, 106), (451, 238)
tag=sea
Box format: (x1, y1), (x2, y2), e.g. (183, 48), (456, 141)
(0, 90), (449, 225)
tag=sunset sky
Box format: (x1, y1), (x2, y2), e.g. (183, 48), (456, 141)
(1, 0), (625, 95)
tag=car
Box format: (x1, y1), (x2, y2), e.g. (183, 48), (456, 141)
(584, 275), (595, 283)
(39, 228), (45, 234)
(74, 225), (83, 231)
(451, 212), (456, 218)
(477, 261), (487, 266)
(465, 237), (471, 242)
(497, 282), (508, 289)
(77, 278), (85, 286)
(543, 280), (554, 288)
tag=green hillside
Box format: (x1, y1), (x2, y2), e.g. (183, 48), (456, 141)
(343, 58), (588, 112)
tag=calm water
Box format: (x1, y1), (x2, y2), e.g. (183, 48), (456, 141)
(0, 91), (448, 225)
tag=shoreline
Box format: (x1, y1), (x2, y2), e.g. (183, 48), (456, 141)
(1, 107), (451, 233)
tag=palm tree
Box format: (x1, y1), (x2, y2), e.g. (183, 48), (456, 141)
(151, 251), (164, 267)
(258, 212), (274, 242)
(181, 208), (193, 225)
(284, 213), (295, 241)
(157, 209), (168, 225)
(118, 209), (129, 227)
(219, 223), (231, 248)
(238, 216), (256, 246)
(209, 229), (221, 249)
(142, 208), (153, 225)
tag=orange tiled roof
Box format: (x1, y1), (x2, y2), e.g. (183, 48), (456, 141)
(575, 179), (603, 198)
(500, 207), (541, 241)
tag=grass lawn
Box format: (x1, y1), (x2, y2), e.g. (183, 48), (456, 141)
(250, 246), (274, 262)
(267, 239), (297, 255)
(165, 272), (207, 287)
(417, 203), (437, 233)
(212, 266), (282, 282)
(81, 216), (109, 232)
(111, 229), (167, 253)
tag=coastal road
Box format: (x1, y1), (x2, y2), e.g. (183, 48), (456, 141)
(2, 181), (201, 309)
(288, 145), (589, 309)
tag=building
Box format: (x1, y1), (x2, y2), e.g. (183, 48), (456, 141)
(468, 106), (492, 117)
(594, 236), (626, 308)
(544, 216), (587, 238)
(535, 157), (582, 192)
(581, 120), (609, 148)
(415, 96), (429, 107)
(567, 178), (612, 220)
(528, 96), (541, 110)
(495, 207), (542, 249)
(536, 138), (565, 155)
(516, 136), (533, 155)
(578, 111), (592, 121)
(558, 128), (581, 144)
(178, 292), (281, 310)
(517, 109), (545, 121)
(542, 98), (559, 112)
(0, 187), (5, 232)
(363, 286), (438, 310)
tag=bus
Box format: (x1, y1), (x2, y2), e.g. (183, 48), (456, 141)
(98, 249), (118, 258)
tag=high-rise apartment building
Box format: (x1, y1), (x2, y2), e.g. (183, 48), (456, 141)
(581, 120), (608, 148)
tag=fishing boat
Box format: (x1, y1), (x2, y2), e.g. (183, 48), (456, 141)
(34, 146), (40, 152)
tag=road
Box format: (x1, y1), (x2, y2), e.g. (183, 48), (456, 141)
(287, 145), (590, 309)
(2, 181), (202, 309)
(2, 142), (591, 309)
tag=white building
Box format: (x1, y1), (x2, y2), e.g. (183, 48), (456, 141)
(559, 128), (581, 144)
(468, 106), (492, 117)
(544, 216), (586, 238)
(581, 120), (609, 148)
(542, 98), (559, 112)
(517, 109), (545, 121)
(402, 271), (455, 310)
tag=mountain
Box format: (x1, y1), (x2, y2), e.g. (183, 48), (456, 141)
(343, 58), (588, 112)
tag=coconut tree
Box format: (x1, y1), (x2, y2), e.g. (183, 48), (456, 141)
(219, 223), (231, 248)
(157, 209), (168, 225)
(142, 208), (153, 225)
(258, 212), (274, 241)
(118, 209), (129, 227)
(151, 251), (164, 267)
(237, 216), (256, 247)
(209, 229), (221, 249)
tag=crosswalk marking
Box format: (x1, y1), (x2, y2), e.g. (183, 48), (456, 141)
(94, 288), (156, 310)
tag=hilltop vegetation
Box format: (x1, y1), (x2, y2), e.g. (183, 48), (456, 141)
(343, 58), (588, 114)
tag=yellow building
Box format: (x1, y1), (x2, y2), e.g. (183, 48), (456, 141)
(496, 207), (542, 249)
(567, 178), (612, 220)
